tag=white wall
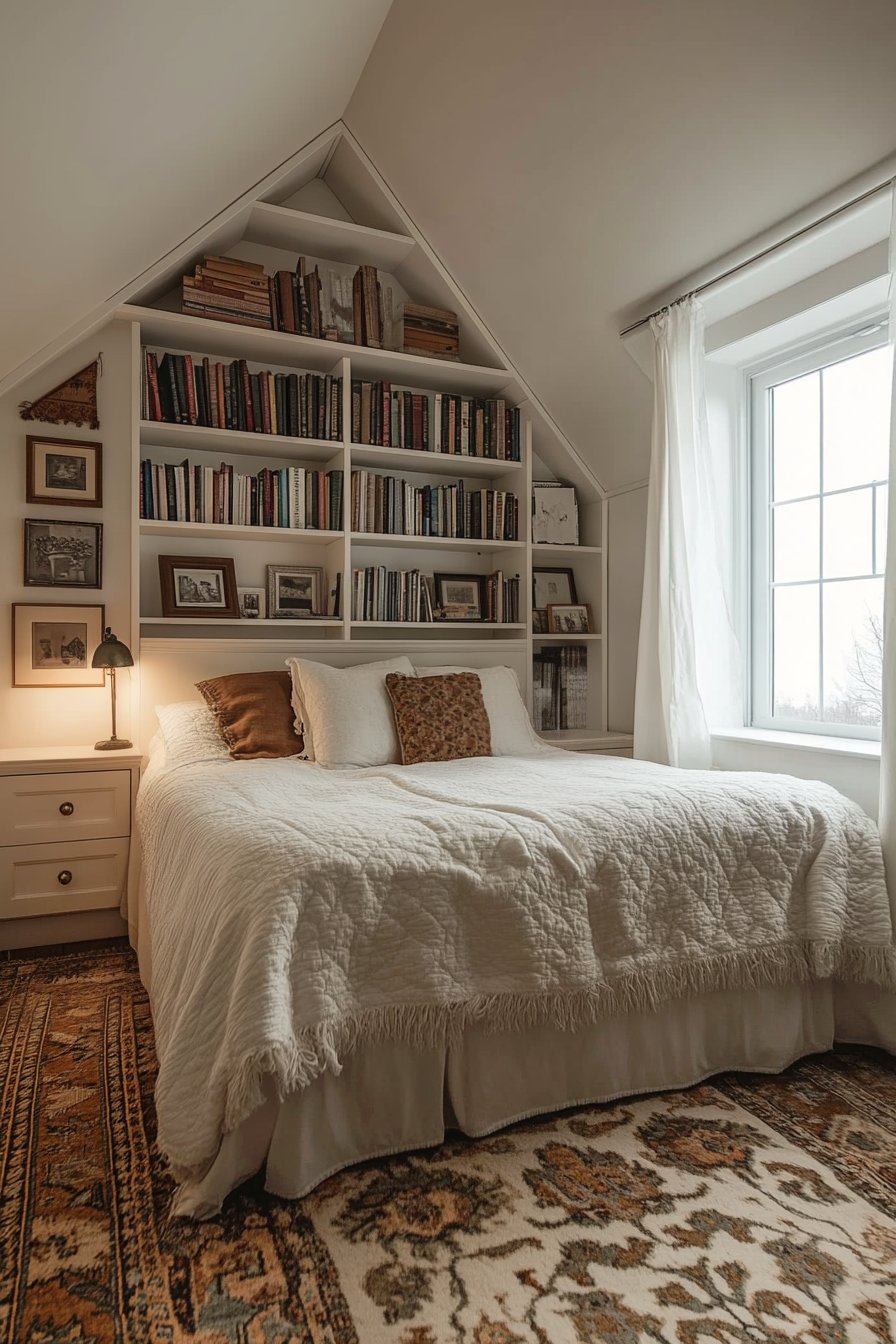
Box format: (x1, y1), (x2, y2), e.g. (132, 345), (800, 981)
(0, 323), (135, 748)
(713, 737), (880, 820)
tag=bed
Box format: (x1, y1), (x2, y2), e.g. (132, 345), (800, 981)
(132, 686), (896, 1219)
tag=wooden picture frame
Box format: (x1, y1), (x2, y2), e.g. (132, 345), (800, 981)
(26, 435), (102, 508)
(433, 572), (486, 621)
(158, 555), (239, 618)
(24, 518), (103, 589)
(267, 565), (324, 618)
(532, 566), (578, 610)
(12, 602), (105, 687)
(547, 603), (592, 634)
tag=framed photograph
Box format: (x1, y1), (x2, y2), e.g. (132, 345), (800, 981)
(532, 482), (579, 545)
(26, 435), (102, 508)
(158, 555), (239, 618)
(12, 602), (105, 687)
(24, 518), (102, 589)
(237, 586), (266, 620)
(267, 565), (324, 618)
(532, 608), (548, 634)
(547, 603), (592, 635)
(532, 566), (578, 610)
(433, 572), (485, 621)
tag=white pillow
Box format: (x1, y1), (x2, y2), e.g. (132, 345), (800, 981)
(414, 665), (545, 756)
(286, 657), (415, 767)
(155, 701), (230, 767)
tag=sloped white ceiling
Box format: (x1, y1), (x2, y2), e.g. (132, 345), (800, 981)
(346, 0), (896, 491)
(0, 0), (392, 382)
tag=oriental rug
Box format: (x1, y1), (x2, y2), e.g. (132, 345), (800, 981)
(1, 945), (894, 1343)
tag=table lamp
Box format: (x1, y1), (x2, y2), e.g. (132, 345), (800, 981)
(91, 627), (134, 750)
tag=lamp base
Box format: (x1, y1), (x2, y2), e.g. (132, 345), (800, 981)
(94, 736), (133, 751)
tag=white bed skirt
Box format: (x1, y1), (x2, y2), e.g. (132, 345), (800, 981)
(171, 978), (896, 1218)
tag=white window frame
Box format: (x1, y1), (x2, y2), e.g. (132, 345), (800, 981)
(748, 320), (889, 741)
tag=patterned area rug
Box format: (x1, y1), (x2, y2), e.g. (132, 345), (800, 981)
(2, 946), (895, 1344)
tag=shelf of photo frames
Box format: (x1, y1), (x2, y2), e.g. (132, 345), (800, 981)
(140, 420), (342, 464)
(138, 520), (344, 544)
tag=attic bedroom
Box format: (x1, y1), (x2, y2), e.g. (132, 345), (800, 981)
(1, 2), (894, 1340)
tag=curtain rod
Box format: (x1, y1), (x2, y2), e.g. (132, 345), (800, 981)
(619, 176), (894, 338)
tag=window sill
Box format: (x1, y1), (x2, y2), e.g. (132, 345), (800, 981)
(712, 727), (881, 762)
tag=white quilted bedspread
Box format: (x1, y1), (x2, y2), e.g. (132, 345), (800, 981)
(136, 750), (895, 1177)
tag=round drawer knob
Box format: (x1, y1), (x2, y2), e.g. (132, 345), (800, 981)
(59, 801), (75, 816)
(57, 870), (73, 886)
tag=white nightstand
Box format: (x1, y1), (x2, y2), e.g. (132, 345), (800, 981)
(0, 747), (142, 953)
(538, 732), (634, 757)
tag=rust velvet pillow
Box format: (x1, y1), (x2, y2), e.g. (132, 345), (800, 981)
(196, 671), (302, 760)
(385, 672), (492, 766)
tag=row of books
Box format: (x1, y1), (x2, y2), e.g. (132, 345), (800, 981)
(351, 382), (522, 459)
(181, 254), (402, 349)
(350, 568), (520, 623)
(139, 460), (343, 531)
(351, 471), (519, 541)
(142, 349), (342, 440)
(533, 645), (588, 730)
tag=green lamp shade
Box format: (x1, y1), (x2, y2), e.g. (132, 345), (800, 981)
(91, 628), (134, 670)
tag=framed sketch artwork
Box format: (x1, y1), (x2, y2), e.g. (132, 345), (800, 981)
(12, 602), (105, 686)
(24, 519), (103, 589)
(26, 436), (102, 508)
(267, 565), (324, 618)
(433, 573), (485, 621)
(158, 555), (239, 618)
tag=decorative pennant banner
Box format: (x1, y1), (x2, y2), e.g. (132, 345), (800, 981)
(19, 355), (102, 429)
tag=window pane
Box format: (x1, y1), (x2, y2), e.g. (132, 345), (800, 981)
(876, 483), (889, 575)
(821, 577), (884, 727)
(823, 488), (872, 578)
(822, 345), (893, 492)
(773, 498), (819, 582)
(773, 584), (819, 721)
(772, 371), (819, 502)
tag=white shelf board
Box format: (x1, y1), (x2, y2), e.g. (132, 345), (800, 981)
(351, 443), (523, 478)
(139, 519), (343, 544)
(539, 730), (633, 748)
(140, 617), (342, 627)
(122, 306), (512, 394)
(351, 532), (525, 553)
(532, 632), (603, 642)
(140, 421), (342, 463)
(532, 543), (602, 556)
(247, 202), (415, 270)
(352, 621), (527, 630)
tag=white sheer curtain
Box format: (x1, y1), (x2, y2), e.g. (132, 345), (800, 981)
(879, 194), (896, 902)
(633, 296), (741, 768)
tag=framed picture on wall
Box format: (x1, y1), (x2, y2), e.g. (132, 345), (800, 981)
(24, 518), (103, 588)
(12, 602), (106, 687)
(26, 436), (102, 508)
(158, 555), (239, 618)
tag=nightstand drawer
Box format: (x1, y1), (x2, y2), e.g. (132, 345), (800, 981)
(0, 838), (129, 920)
(0, 770), (130, 846)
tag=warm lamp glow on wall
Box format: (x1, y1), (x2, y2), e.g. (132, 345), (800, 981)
(91, 628), (134, 750)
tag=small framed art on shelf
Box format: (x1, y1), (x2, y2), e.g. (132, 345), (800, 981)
(532, 566), (577, 610)
(547, 603), (592, 634)
(267, 565), (324, 618)
(237, 587), (266, 619)
(158, 555), (240, 618)
(12, 602), (106, 687)
(26, 435), (102, 508)
(433, 573), (485, 622)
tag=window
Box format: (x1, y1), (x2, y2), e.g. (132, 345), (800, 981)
(750, 327), (892, 739)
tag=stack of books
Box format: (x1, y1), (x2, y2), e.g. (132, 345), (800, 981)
(401, 304), (459, 360)
(139, 459), (342, 531)
(351, 381), (522, 459)
(351, 470), (518, 541)
(351, 568), (435, 622)
(182, 257), (273, 329)
(484, 572), (521, 623)
(142, 349), (342, 440)
(532, 645), (588, 730)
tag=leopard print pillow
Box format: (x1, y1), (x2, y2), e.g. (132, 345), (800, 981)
(385, 672), (492, 766)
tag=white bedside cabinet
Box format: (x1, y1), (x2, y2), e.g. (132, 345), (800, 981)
(0, 747), (142, 953)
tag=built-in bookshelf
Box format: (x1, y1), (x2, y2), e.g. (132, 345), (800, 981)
(116, 127), (620, 746)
